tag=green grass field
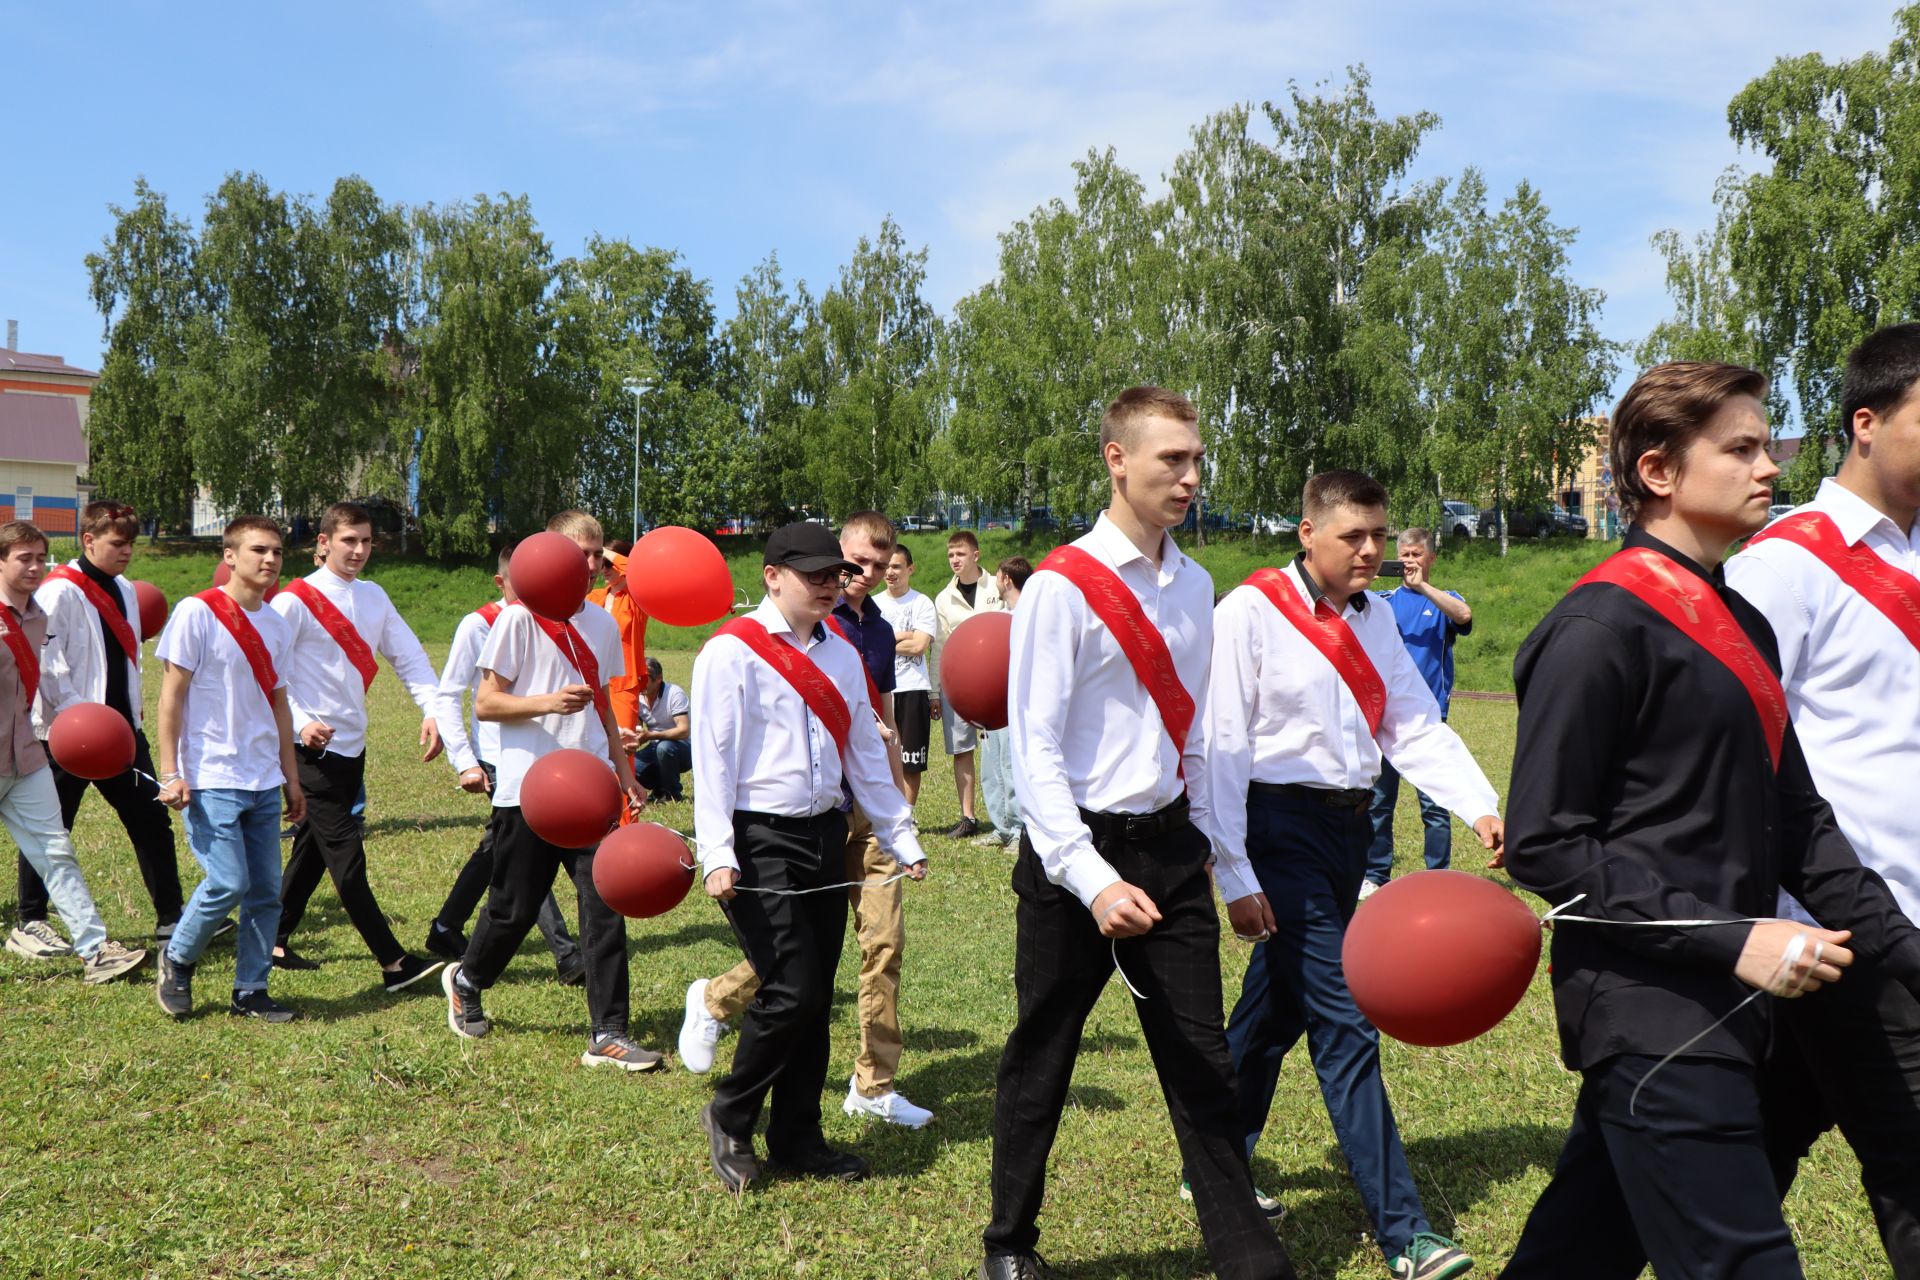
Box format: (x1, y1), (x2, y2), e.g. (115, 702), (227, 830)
(0, 604), (1887, 1278)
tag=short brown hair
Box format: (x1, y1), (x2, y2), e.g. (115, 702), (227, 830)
(1396, 527), (1432, 549)
(997, 556), (1034, 591)
(841, 511), (895, 552)
(222, 515), (284, 550)
(1303, 470), (1389, 522)
(496, 538), (518, 573)
(1099, 386), (1198, 454)
(546, 509), (603, 541)
(80, 500), (140, 541)
(946, 529), (979, 551)
(318, 502), (372, 537)
(0, 521), (47, 561)
(1610, 361), (1768, 523)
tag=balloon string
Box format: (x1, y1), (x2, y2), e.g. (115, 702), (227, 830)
(1097, 896), (1149, 1000)
(677, 834), (920, 897)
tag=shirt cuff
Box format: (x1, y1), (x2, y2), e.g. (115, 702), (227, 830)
(699, 844), (740, 877)
(1213, 856), (1262, 905)
(1061, 851), (1123, 911)
(449, 746), (479, 774)
(888, 831), (928, 867)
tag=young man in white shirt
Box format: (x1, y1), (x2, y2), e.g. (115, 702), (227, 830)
(930, 529), (1003, 838)
(154, 516), (305, 1021)
(9, 500), (180, 957)
(876, 544), (936, 806)
(690, 521), (927, 1192)
(982, 387), (1294, 1280)
(424, 539), (580, 981)
(267, 502), (450, 991)
(1210, 470), (1503, 1280)
(1728, 324), (1920, 1277)
(443, 510), (655, 1071)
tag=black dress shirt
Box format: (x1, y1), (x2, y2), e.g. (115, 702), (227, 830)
(1507, 527), (1920, 1069)
(79, 556), (134, 722)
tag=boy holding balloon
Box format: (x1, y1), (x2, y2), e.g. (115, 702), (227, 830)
(441, 511), (656, 1072)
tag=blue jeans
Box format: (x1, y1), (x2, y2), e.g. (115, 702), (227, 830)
(169, 787), (284, 992)
(1226, 787), (1430, 1260)
(979, 729), (1022, 842)
(635, 739), (690, 800)
(0, 767), (107, 957)
(1364, 758), (1451, 886)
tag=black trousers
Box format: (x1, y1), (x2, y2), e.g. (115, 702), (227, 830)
(18, 729), (181, 928)
(984, 809), (1295, 1280)
(1762, 965), (1920, 1278)
(460, 805), (629, 1037)
(433, 762), (578, 967)
(1505, 1054), (1801, 1279)
(710, 808), (850, 1159)
(276, 747), (405, 965)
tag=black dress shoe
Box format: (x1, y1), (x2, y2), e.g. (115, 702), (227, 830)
(768, 1144), (869, 1182)
(272, 948), (321, 971)
(424, 922), (468, 963)
(979, 1254), (1061, 1280)
(700, 1102), (760, 1193)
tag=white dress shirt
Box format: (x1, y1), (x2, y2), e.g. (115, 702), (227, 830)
(436, 605), (504, 775)
(269, 566), (451, 760)
(691, 596), (925, 876)
(1008, 513), (1217, 909)
(1208, 559), (1500, 897)
(32, 562), (144, 734)
(1727, 477), (1920, 924)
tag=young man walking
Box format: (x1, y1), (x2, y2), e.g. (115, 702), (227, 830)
(1727, 324), (1920, 1277)
(1210, 471), (1501, 1280)
(876, 544), (936, 806)
(1361, 526), (1474, 897)
(981, 387), (1294, 1280)
(931, 529), (1002, 838)
(425, 540), (581, 983)
(154, 516), (304, 1020)
(9, 500), (180, 957)
(443, 511), (657, 1071)
(689, 521), (927, 1192)
(268, 502), (450, 991)
(1502, 361), (1920, 1279)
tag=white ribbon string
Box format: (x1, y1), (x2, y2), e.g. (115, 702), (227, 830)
(678, 837), (921, 898)
(1096, 897), (1150, 1000)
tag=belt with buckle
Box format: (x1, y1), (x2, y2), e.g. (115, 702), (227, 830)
(1078, 795), (1191, 841)
(1250, 781), (1372, 811)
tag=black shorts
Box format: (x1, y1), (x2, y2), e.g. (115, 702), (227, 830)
(894, 690), (931, 773)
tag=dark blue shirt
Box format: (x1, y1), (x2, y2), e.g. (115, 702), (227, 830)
(831, 595), (897, 697)
(1377, 585), (1469, 714)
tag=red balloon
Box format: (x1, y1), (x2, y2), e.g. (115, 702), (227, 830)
(593, 822), (696, 918)
(132, 580), (168, 639)
(627, 526), (734, 627)
(519, 748), (622, 848)
(47, 703), (136, 781)
(939, 610), (1013, 730)
(1342, 869), (1543, 1046)
(509, 532), (591, 622)
(210, 562), (278, 600)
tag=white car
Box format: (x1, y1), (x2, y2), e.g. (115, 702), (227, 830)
(1766, 503), (1796, 523)
(1441, 500), (1478, 540)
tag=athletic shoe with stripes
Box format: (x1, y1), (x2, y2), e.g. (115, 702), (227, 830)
(81, 940), (148, 984)
(7, 920), (72, 959)
(443, 964), (489, 1039)
(1388, 1232), (1473, 1280)
(580, 1033), (663, 1072)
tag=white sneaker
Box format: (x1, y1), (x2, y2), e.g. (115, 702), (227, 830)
(7, 920), (73, 959)
(678, 979), (728, 1074)
(1357, 879), (1382, 903)
(843, 1079), (933, 1128)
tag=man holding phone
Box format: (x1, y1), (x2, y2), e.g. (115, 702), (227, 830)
(1361, 527), (1474, 898)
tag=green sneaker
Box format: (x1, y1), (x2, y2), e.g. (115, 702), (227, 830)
(1388, 1232), (1472, 1280)
(1177, 1178), (1286, 1222)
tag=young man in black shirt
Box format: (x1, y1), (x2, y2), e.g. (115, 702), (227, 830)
(1502, 361), (1920, 1279)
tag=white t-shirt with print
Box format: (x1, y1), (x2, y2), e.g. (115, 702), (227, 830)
(155, 594), (294, 792)
(875, 587), (937, 693)
(477, 602), (625, 807)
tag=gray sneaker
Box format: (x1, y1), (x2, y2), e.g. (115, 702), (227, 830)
(580, 1033), (664, 1072)
(156, 950), (195, 1018)
(7, 920), (72, 959)
(82, 940), (148, 984)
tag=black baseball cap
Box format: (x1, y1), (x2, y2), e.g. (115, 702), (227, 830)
(764, 522), (861, 575)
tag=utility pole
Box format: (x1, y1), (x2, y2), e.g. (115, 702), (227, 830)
(624, 380), (652, 544)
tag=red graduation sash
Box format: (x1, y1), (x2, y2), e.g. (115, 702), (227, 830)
(529, 612), (611, 718)
(475, 601), (505, 627)
(1243, 566), (1388, 737)
(715, 617), (853, 756)
(194, 588), (278, 709)
(1037, 545), (1196, 763)
(0, 606), (39, 708)
(283, 579), (379, 693)
(1573, 546), (1787, 772)
(824, 614), (884, 712)
(1746, 510), (1920, 652)
(46, 566), (138, 661)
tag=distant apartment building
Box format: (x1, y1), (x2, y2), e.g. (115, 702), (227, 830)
(0, 323), (94, 535)
(1562, 417), (1809, 540)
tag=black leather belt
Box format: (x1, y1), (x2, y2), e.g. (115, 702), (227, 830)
(1250, 781), (1372, 811)
(736, 808), (844, 835)
(1078, 795), (1190, 840)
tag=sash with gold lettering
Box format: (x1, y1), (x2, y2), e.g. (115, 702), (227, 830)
(1746, 510), (1920, 652)
(194, 588), (278, 709)
(716, 616), (853, 756)
(46, 566), (138, 661)
(1242, 566), (1387, 737)
(282, 579), (379, 693)
(1573, 546), (1787, 772)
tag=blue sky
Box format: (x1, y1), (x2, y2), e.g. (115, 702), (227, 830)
(1, 0), (1901, 407)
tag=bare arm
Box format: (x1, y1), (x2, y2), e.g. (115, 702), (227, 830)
(475, 669), (593, 722)
(156, 661), (192, 808)
(894, 630), (931, 657)
(271, 687), (307, 826)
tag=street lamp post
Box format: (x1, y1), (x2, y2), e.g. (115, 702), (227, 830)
(623, 380), (651, 545)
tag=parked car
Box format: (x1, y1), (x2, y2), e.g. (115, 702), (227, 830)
(1441, 500), (1479, 540)
(1267, 514), (1300, 536)
(1766, 502), (1796, 523)
(1479, 503), (1589, 540)
(898, 514), (947, 533)
(1024, 507), (1057, 533)
(1065, 513), (1091, 534)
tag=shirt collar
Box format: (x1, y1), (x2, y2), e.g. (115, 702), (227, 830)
(833, 594), (876, 624)
(1623, 525), (1724, 586)
(752, 596), (826, 647)
(1289, 553), (1368, 613)
(316, 564), (357, 591)
(1089, 511), (1187, 585)
(1813, 476), (1915, 547)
